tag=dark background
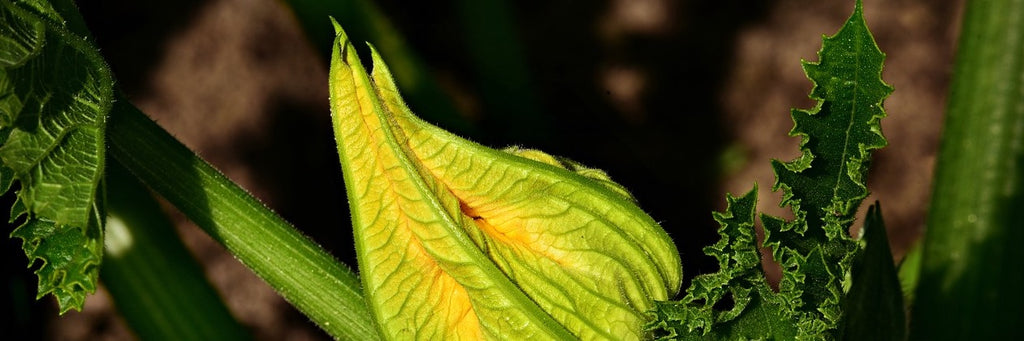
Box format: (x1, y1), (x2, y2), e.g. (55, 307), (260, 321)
(3, 0), (959, 339)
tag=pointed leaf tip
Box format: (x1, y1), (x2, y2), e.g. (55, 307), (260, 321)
(329, 16), (344, 38)
(843, 202), (906, 341)
(329, 20), (681, 340)
(650, 1), (891, 338)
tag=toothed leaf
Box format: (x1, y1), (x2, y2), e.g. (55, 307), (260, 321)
(10, 217), (101, 311)
(649, 1), (892, 339)
(1, 0), (109, 313)
(649, 188), (798, 340)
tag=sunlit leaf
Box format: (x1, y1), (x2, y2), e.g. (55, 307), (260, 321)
(329, 19), (681, 340)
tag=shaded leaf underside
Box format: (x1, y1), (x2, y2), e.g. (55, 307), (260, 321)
(0, 0), (108, 313)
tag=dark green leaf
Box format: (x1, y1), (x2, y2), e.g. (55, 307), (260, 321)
(0, 0), (110, 313)
(650, 188), (798, 340)
(649, 1), (892, 338)
(842, 203), (905, 341)
(10, 217), (100, 310)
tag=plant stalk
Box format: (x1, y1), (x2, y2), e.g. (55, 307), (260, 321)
(106, 98), (379, 341)
(102, 160), (249, 340)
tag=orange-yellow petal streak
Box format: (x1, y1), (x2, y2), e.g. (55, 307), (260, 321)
(365, 47), (683, 340)
(329, 22), (574, 341)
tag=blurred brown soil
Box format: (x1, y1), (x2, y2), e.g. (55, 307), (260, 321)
(46, 0), (961, 339)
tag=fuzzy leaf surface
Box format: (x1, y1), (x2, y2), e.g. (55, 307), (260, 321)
(329, 20), (681, 340)
(0, 0), (108, 313)
(649, 1), (892, 339)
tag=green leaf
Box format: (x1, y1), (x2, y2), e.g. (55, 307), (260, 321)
(2, 0), (375, 335)
(9, 217), (101, 311)
(1, 0), (110, 313)
(842, 203), (905, 341)
(649, 1), (891, 339)
(649, 188), (798, 340)
(329, 19), (681, 339)
(910, 0), (1024, 339)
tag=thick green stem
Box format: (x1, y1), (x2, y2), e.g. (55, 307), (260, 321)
(911, 0), (1024, 339)
(106, 98), (379, 341)
(102, 160), (249, 340)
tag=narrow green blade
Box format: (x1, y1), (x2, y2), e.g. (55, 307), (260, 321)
(911, 0), (1024, 339)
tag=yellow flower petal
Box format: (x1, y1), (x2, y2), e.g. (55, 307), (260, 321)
(329, 19), (681, 340)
